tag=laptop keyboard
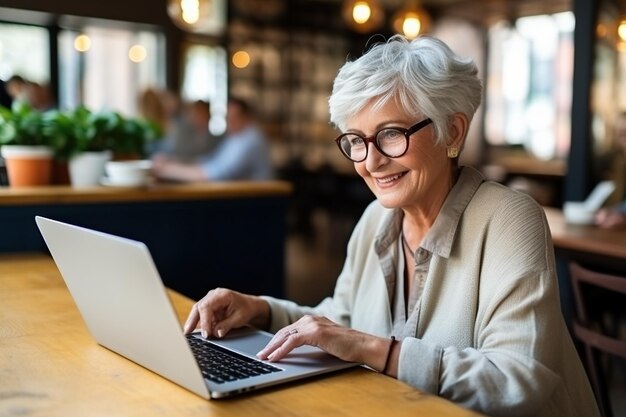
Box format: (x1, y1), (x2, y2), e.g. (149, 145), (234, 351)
(186, 335), (282, 384)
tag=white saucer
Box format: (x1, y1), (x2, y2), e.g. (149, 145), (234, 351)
(100, 178), (148, 188)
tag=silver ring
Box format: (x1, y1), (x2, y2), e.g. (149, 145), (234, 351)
(288, 328), (298, 335)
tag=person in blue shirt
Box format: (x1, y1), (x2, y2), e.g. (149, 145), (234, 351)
(152, 97), (273, 181)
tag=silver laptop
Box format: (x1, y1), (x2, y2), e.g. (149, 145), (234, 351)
(35, 216), (356, 399)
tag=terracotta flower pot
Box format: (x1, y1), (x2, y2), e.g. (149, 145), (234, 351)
(0, 145), (54, 187)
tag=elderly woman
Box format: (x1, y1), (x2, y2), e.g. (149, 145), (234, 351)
(184, 36), (599, 417)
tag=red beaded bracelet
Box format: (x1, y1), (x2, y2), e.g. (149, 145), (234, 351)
(381, 336), (396, 374)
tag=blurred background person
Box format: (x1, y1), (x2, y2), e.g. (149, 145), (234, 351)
(177, 99), (223, 160)
(26, 81), (54, 111)
(152, 97), (272, 181)
(138, 88), (168, 136)
(148, 94), (221, 162)
(6, 75), (28, 103)
(5, 75), (53, 110)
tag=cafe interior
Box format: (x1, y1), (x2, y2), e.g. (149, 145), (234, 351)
(1, 0), (626, 415)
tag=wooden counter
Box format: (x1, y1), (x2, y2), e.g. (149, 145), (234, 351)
(0, 180), (292, 205)
(0, 253), (484, 417)
(0, 181), (292, 301)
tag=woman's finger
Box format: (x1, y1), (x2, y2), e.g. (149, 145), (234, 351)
(257, 327), (301, 359)
(183, 303), (200, 334)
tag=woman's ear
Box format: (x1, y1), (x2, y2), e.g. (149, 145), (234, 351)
(446, 113), (469, 157)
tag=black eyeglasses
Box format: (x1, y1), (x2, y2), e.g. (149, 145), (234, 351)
(334, 118), (433, 162)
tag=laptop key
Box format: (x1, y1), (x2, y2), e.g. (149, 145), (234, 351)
(186, 334), (282, 384)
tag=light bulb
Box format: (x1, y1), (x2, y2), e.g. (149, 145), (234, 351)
(352, 2), (372, 24)
(341, 0), (384, 34)
(129, 45), (147, 63)
(74, 34), (91, 52)
(167, 0), (226, 35)
(402, 15), (422, 39)
(618, 20), (626, 42)
(181, 0), (200, 24)
(392, 3), (430, 39)
(232, 51), (251, 69)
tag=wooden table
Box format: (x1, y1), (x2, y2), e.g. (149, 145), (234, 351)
(0, 253), (483, 417)
(544, 207), (626, 268)
(543, 207), (626, 327)
(0, 181), (292, 300)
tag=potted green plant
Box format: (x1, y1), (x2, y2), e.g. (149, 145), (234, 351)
(42, 107), (160, 187)
(42, 106), (110, 187)
(99, 111), (160, 160)
(0, 101), (54, 187)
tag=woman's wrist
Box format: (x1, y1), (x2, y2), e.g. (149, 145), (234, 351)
(361, 335), (398, 373)
(382, 336), (397, 374)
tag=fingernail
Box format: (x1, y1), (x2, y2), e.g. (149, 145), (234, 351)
(201, 330), (208, 339)
(217, 329), (224, 338)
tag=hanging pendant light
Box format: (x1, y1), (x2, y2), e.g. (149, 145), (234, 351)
(167, 0), (226, 35)
(342, 0), (384, 34)
(616, 18), (626, 52)
(618, 18), (626, 42)
(392, 0), (431, 39)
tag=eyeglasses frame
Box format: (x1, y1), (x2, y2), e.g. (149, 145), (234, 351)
(334, 118), (433, 162)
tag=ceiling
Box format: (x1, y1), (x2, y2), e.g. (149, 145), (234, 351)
(419, 0), (573, 25)
(327, 0), (573, 27)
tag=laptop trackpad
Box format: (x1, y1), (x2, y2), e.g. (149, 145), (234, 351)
(214, 327), (274, 356)
(210, 327), (341, 367)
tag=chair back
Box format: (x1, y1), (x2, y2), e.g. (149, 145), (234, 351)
(569, 262), (626, 417)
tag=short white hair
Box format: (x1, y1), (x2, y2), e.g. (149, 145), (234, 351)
(328, 35), (482, 145)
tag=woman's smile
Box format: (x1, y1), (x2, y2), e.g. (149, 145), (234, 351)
(374, 171), (408, 187)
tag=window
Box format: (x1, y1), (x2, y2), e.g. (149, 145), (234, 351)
(0, 23), (49, 83)
(58, 25), (165, 116)
(180, 44), (228, 135)
(0, 22), (50, 108)
(485, 12), (575, 160)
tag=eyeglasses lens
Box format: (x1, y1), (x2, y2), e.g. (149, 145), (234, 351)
(340, 135), (367, 161)
(377, 128), (406, 157)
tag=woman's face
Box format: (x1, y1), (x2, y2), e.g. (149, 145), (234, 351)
(348, 99), (453, 211)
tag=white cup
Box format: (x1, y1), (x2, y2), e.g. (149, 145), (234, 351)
(104, 160), (152, 186)
(563, 201), (595, 225)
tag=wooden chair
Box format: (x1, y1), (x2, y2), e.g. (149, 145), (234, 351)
(569, 262), (626, 417)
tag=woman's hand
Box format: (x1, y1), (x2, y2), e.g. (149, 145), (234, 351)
(256, 315), (393, 373)
(151, 154), (206, 182)
(183, 288), (270, 338)
(595, 208), (626, 229)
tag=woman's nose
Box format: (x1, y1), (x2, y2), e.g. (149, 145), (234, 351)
(364, 142), (387, 171)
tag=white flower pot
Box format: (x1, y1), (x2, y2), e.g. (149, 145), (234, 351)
(68, 151), (112, 187)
